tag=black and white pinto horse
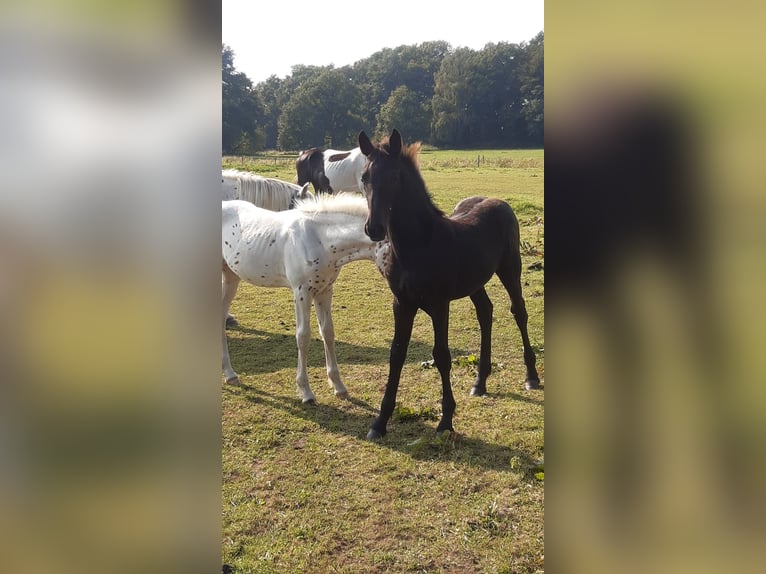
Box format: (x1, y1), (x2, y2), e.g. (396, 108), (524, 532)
(295, 147), (366, 195)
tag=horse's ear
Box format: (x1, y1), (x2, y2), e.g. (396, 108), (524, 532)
(359, 131), (374, 156)
(389, 129), (402, 157)
(299, 182), (311, 199)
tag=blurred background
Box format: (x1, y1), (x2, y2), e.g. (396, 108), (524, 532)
(0, 2), (221, 573)
(546, 1), (766, 573)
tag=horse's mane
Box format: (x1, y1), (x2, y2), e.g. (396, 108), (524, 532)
(222, 170), (304, 211)
(380, 138), (422, 168)
(293, 192), (368, 218)
(379, 137), (444, 217)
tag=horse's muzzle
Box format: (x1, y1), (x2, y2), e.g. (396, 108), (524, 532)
(365, 221), (385, 242)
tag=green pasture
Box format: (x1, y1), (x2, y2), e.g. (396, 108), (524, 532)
(221, 149), (544, 573)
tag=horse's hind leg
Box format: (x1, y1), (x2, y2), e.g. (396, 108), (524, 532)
(313, 286), (349, 399)
(469, 287), (494, 397)
(497, 254), (541, 390)
(222, 265), (241, 384)
(224, 271), (238, 328)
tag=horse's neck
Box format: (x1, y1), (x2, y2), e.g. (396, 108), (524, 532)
(316, 214), (375, 261)
(389, 167), (440, 249)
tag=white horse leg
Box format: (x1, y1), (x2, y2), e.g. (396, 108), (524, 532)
(293, 287), (316, 403)
(313, 286), (348, 399)
(222, 266), (241, 384)
(224, 273), (238, 328)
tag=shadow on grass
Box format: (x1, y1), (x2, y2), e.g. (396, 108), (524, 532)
(225, 383), (540, 473)
(226, 324), (468, 375)
(489, 389), (545, 405)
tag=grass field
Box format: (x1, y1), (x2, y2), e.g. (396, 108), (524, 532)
(221, 149), (544, 573)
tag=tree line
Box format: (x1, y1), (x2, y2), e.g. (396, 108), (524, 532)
(223, 32), (543, 153)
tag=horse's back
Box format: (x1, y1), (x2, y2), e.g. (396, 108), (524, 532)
(223, 199), (267, 235)
(442, 196), (521, 279)
(222, 199), (251, 222)
(222, 198), (297, 230)
(451, 196), (518, 234)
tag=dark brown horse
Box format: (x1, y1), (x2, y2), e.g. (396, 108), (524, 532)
(359, 129), (540, 439)
(296, 147), (333, 194)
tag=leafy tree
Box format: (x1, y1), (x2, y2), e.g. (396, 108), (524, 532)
(277, 67), (365, 150)
(222, 45), (265, 153)
(353, 41), (450, 136)
(431, 47), (479, 147)
(519, 32), (544, 146)
(277, 82), (327, 150)
(474, 42), (525, 147)
(240, 33), (543, 150)
(430, 40), (541, 147)
(286, 64), (327, 88)
(254, 65), (330, 149)
(375, 85), (430, 142)
(253, 75), (286, 150)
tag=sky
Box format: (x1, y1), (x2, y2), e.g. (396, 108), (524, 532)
(222, 0), (544, 84)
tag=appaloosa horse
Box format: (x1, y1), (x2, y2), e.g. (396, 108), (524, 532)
(222, 169), (311, 328)
(359, 129), (540, 439)
(222, 193), (385, 403)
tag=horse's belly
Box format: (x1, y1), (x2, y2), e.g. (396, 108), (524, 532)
(325, 166), (360, 192)
(235, 262), (290, 288)
(389, 265), (494, 303)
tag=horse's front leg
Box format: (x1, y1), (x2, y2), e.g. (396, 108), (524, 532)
(469, 287), (493, 396)
(427, 301), (456, 434)
(222, 266), (240, 384)
(293, 286), (316, 403)
(313, 286), (349, 399)
(368, 298), (417, 439)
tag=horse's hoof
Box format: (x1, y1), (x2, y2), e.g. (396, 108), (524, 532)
(367, 428), (384, 440)
(224, 375), (240, 385)
(335, 390), (350, 400)
(225, 316), (239, 329)
(525, 379), (541, 390)
(301, 397), (317, 405)
(469, 386), (487, 397)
